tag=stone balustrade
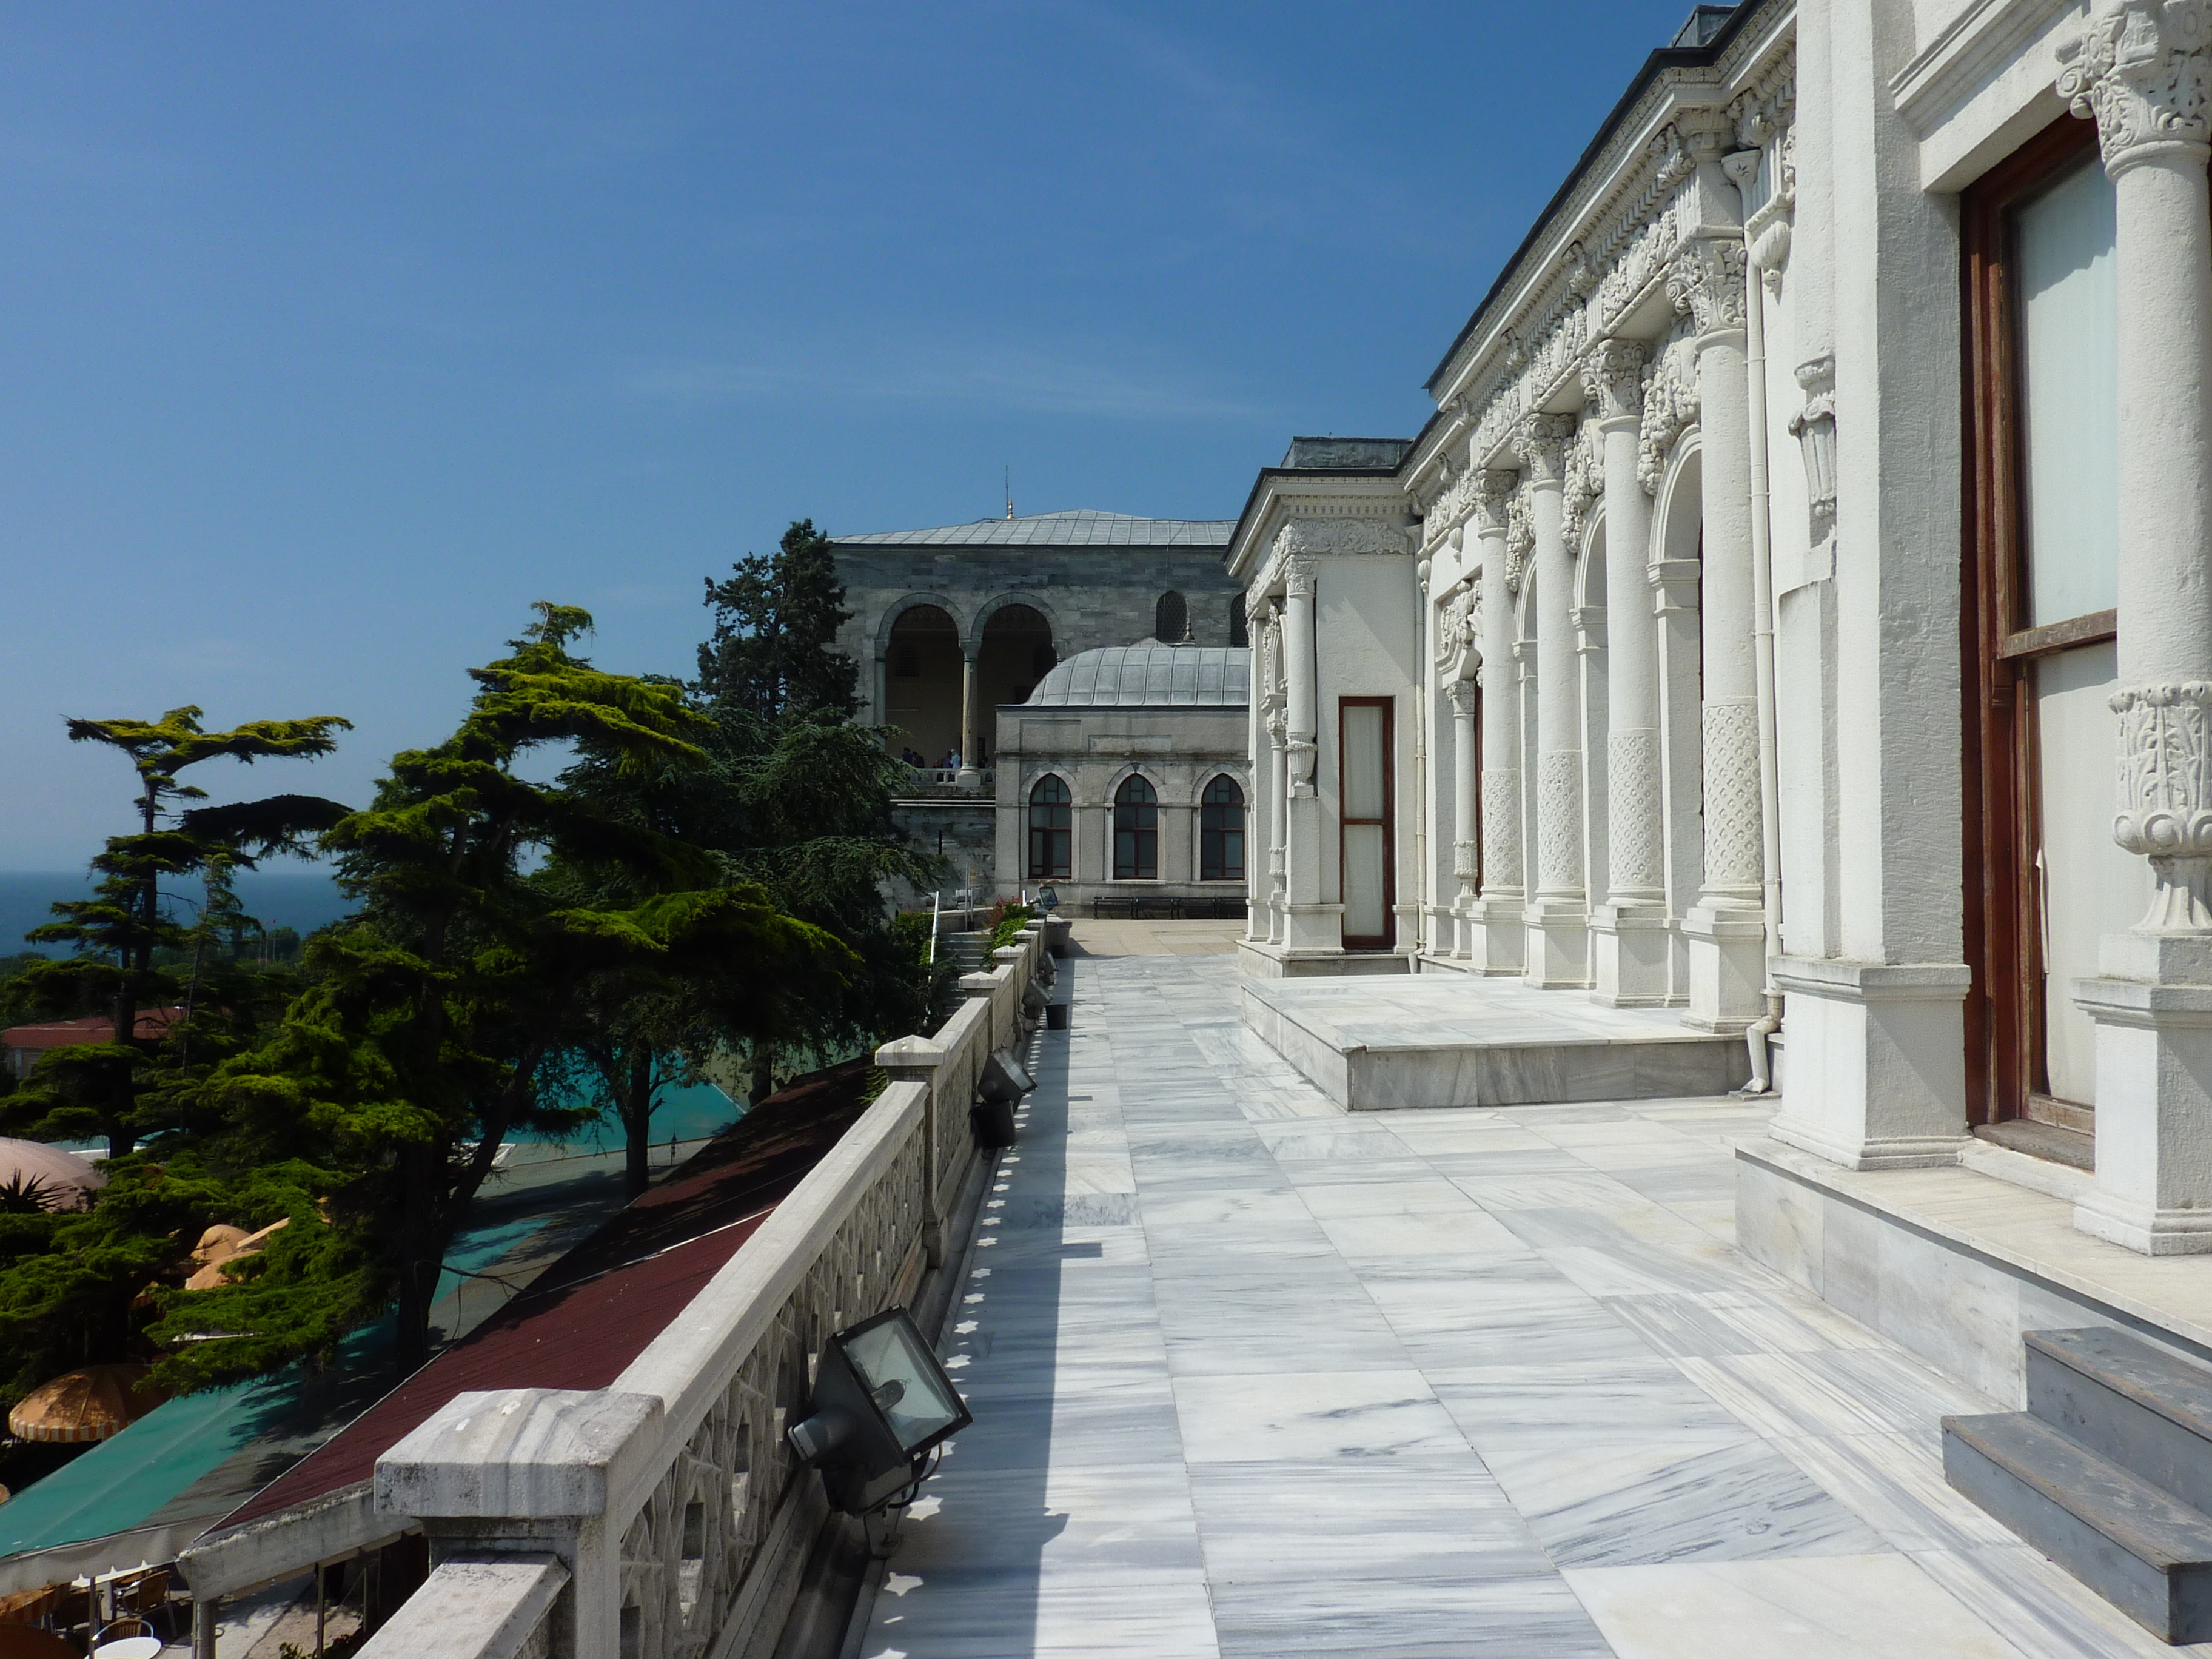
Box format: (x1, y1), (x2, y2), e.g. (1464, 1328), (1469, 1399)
(352, 925), (1047, 1659)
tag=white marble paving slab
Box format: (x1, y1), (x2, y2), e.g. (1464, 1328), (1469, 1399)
(1564, 1553), (2028, 1658)
(1172, 1369), (1467, 1461)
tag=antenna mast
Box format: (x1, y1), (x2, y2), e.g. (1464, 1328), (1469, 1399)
(1004, 466), (1014, 520)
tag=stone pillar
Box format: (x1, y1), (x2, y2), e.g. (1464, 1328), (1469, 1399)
(1583, 341), (1672, 1005)
(1670, 236), (1768, 1031)
(877, 1033), (950, 1264)
(1519, 414), (1588, 987)
(1467, 471), (1526, 972)
(956, 651), (982, 790)
(2060, 5), (2212, 1253)
(1447, 679), (1479, 957)
(1246, 679), (1269, 940)
(1279, 560), (1339, 950)
(1267, 707), (1289, 943)
(873, 654), (889, 731)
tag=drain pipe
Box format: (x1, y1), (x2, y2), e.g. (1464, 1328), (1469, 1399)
(1729, 149), (1786, 1093)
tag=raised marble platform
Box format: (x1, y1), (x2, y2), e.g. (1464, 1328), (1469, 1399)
(1236, 939), (1413, 979)
(1241, 973), (1752, 1111)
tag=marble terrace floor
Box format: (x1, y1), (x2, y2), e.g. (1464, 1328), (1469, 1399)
(859, 953), (2208, 1658)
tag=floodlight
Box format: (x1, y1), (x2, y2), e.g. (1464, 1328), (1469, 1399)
(786, 1306), (972, 1514)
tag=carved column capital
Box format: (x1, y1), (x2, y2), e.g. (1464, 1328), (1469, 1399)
(1514, 413), (1577, 486)
(1470, 468), (1518, 535)
(1666, 238), (1748, 340)
(1444, 680), (1478, 720)
(2057, 0), (2212, 173)
(1580, 339), (1646, 429)
(1284, 558), (1315, 599)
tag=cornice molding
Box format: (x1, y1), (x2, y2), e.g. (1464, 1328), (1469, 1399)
(1892, 0), (2077, 136)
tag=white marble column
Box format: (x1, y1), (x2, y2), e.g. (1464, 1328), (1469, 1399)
(1267, 707), (1289, 944)
(957, 651), (983, 789)
(2061, 5), (2212, 1253)
(1447, 679), (1479, 957)
(1582, 341), (1672, 1005)
(1519, 414), (1588, 987)
(1279, 558), (1338, 951)
(1670, 235), (1768, 1031)
(1467, 471), (1526, 972)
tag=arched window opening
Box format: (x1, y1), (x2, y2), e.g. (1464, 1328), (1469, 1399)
(1155, 591), (1188, 644)
(1113, 775), (1158, 879)
(1200, 775), (1245, 882)
(1228, 594), (1248, 648)
(1028, 774), (1072, 879)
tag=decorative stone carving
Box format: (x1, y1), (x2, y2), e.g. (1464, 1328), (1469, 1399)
(2056, 0), (2212, 171)
(1504, 491), (1534, 595)
(1537, 751), (1584, 892)
(1471, 468), (1517, 535)
(1284, 558), (1315, 600)
(1667, 238), (1749, 338)
(1444, 679), (1478, 723)
(1637, 343), (1700, 496)
(1580, 339), (1646, 428)
(1607, 728), (1663, 895)
(1480, 768), (1523, 890)
(1272, 517), (1410, 559)
(1561, 424), (1604, 551)
(1515, 412), (1577, 485)
(1595, 201), (1684, 333)
(1789, 354), (1838, 532)
(2114, 680), (2212, 848)
(1453, 840), (1480, 883)
(1434, 585), (1481, 676)
(1702, 699), (1765, 890)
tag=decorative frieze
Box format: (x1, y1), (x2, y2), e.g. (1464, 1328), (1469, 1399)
(1273, 516), (1410, 560)
(2056, 0), (2212, 172)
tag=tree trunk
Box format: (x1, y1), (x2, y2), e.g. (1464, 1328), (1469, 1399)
(392, 1145), (444, 1375)
(622, 1047), (654, 1199)
(748, 1040), (775, 1107)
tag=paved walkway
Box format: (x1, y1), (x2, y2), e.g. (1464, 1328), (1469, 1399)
(861, 953), (2206, 1658)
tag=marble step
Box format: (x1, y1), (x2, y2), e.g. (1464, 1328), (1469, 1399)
(1944, 1410), (2212, 1644)
(2028, 1327), (2212, 1514)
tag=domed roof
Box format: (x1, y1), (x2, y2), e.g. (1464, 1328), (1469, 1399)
(1026, 644), (1249, 708)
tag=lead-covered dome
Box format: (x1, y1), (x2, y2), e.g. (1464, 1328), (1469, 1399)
(1025, 644), (1249, 707)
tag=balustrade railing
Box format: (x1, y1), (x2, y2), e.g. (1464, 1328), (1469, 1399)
(354, 925), (1047, 1659)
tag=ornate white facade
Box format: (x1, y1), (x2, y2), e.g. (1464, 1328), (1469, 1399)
(1230, 0), (2212, 1312)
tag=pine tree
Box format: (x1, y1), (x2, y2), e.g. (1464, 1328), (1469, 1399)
(697, 520), (859, 723)
(3, 709), (350, 1158)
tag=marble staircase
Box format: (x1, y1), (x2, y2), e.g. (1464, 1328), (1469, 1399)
(1945, 1328), (2212, 1643)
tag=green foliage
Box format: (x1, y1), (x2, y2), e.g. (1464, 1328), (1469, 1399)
(987, 903), (1036, 951)
(697, 520), (859, 724)
(154, 605), (856, 1379)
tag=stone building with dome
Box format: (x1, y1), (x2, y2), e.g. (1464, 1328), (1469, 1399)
(991, 643), (1251, 914)
(828, 509), (1244, 786)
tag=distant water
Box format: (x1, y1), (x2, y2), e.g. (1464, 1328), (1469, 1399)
(0, 868), (355, 954)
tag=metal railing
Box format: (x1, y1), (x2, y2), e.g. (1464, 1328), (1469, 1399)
(354, 925), (1047, 1659)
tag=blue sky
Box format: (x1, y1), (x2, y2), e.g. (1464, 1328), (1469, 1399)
(2, 0), (1696, 867)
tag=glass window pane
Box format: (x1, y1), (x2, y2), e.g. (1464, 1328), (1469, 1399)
(1344, 823), (1387, 939)
(2017, 156), (2119, 628)
(1342, 704), (1387, 819)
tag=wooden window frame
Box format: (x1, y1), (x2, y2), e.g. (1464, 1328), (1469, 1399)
(1962, 112), (2114, 1131)
(1337, 696), (1396, 951)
